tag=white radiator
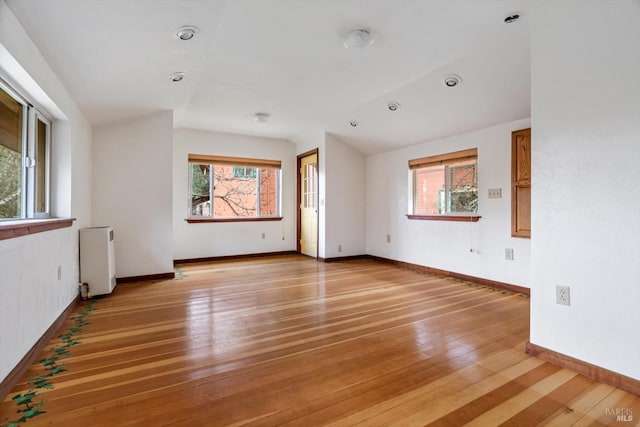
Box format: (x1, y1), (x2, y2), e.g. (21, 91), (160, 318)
(79, 226), (116, 296)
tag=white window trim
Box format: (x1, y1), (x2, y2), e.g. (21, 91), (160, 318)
(187, 162), (282, 220)
(0, 77), (52, 220)
(408, 148), (479, 218)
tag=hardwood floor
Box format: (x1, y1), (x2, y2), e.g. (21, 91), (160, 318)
(1, 255), (638, 426)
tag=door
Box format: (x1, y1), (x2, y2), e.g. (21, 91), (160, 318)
(299, 152), (318, 257)
(511, 128), (531, 237)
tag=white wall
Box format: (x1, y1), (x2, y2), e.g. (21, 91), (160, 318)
(324, 133), (366, 258)
(173, 128), (296, 260)
(366, 118), (531, 287)
(92, 111), (173, 278)
(0, 0), (92, 383)
(530, 0), (640, 380)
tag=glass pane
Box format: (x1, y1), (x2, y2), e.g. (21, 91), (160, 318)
(190, 163), (211, 216)
(259, 168), (278, 216)
(413, 166), (444, 215)
(0, 88), (24, 219)
(233, 166), (257, 178)
(213, 164), (257, 217)
(303, 163), (316, 208)
(448, 163), (477, 213)
(35, 118), (48, 213)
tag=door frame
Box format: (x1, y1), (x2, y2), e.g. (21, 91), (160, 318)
(296, 148), (319, 257)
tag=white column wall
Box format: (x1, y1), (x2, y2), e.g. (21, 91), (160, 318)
(324, 133), (366, 258)
(92, 111), (174, 278)
(529, 0), (640, 379)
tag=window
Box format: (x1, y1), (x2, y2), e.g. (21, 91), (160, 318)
(0, 79), (51, 220)
(188, 154), (281, 219)
(409, 148), (478, 216)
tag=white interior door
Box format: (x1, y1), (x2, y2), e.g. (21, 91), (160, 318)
(300, 153), (318, 257)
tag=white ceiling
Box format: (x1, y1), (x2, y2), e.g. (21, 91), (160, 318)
(6, 0), (531, 155)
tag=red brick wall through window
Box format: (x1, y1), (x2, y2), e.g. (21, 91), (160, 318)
(415, 167), (445, 215)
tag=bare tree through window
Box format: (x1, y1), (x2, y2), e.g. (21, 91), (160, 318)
(0, 145), (22, 218)
(413, 159), (477, 215)
(190, 163), (278, 218)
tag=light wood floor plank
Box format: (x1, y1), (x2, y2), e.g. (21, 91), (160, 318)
(0, 255), (636, 426)
(537, 382), (618, 427)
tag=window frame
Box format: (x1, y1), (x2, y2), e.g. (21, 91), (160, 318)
(29, 109), (52, 218)
(407, 148), (481, 222)
(0, 77), (52, 221)
(186, 154), (283, 222)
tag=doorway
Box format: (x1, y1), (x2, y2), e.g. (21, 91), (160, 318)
(297, 149), (318, 258)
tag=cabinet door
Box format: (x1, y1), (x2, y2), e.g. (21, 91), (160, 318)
(512, 128), (531, 237)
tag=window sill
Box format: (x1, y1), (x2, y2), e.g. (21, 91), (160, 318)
(406, 214), (481, 222)
(185, 217), (283, 223)
(0, 218), (76, 241)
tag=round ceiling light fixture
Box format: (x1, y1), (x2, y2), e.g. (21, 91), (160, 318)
(349, 120), (359, 127)
(386, 101), (401, 112)
(169, 72), (186, 82)
(254, 112), (270, 123)
(343, 28), (376, 49)
(176, 26), (199, 40)
(443, 74), (462, 87)
(504, 14), (520, 24)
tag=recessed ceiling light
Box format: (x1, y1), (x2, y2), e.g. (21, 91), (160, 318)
(169, 72), (186, 82)
(504, 14), (520, 24)
(343, 28), (376, 49)
(254, 112), (270, 123)
(443, 75), (462, 87)
(176, 26), (199, 40)
(386, 101), (401, 112)
(349, 120), (359, 127)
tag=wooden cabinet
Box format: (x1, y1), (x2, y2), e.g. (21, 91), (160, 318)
(511, 128), (531, 238)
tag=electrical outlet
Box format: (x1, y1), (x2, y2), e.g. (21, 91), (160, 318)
(505, 248), (514, 261)
(57, 265), (62, 281)
(556, 285), (570, 306)
(338, 245), (342, 252)
(488, 188), (502, 199)
(386, 234), (391, 243)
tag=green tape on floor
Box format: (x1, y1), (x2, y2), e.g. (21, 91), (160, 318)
(1, 301), (97, 427)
